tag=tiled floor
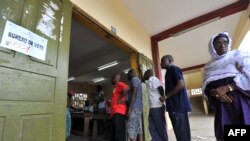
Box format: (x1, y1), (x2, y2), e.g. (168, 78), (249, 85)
(177, 113), (216, 141)
(68, 114), (216, 141)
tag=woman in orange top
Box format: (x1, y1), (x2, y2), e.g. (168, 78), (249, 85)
(110, 73), (129, 141)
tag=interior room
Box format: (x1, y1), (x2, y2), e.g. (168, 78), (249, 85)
(67, 17), (131, 141)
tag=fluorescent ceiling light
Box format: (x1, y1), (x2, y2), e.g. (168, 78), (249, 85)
(93, 77), (105, 83)
(97, 61), (119, 71)
(68, 77), (75, 82)
(123, 68), (130, 74)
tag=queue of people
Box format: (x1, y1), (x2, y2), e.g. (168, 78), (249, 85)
(110, 70), (144, 141)
(110, 57), (192, 141)
(67, 32), (250, 141)
(109, 32), (250, 141)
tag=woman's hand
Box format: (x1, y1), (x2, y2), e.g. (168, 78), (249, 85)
(117, 97), (125, 104)
(210, 86), (233, 103)
(217, 93), (233, 103)
(127, 108), (131, 117)
(215, 85), (229, 95)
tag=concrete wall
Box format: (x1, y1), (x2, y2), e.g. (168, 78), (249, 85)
(71, 0), (152, 59)
(184, 70), (203, 90)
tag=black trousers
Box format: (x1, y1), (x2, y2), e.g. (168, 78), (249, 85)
(110, 113), (126, 141)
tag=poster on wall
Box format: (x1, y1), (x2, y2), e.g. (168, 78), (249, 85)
(0, 21), (48, 61)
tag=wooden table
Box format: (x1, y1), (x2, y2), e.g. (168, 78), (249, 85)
(71, 112), (110, 136)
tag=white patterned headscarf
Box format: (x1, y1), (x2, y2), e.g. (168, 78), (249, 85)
(208, 32), (232, 59)
(202, 32), (250, 92)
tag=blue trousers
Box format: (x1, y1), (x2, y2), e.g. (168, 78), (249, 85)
(168, 112), (191, 141)
(149, 106), (168, 141)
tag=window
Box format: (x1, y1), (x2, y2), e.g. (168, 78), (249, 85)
(191, 88), (202, 95)
(238, 31), (250, 52)
(72, 93), (88, 109)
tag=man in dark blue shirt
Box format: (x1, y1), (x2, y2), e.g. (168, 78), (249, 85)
(160, 55), (191, 141)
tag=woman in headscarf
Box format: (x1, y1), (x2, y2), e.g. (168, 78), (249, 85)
(202, 32), (250, 141)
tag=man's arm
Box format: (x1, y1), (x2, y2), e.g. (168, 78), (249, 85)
(118, 83), (129, 104)
(160, 80), (184, 102)
(166, 80), (184, 98)
(127, 86), (137, 115)
(129, 86), (137, 108)
(157, 86), (164, 96)
(166, 67), (185, 98)
(121, 88), (129, 96)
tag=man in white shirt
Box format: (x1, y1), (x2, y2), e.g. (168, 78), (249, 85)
(143, 69), (168, 141)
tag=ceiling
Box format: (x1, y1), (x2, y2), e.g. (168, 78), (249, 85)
(69, 0), (246, 82)
(121, 0), (238, 35)
(121, 0), (245, 69)
(159, 12), (243, 68)
(69, 19), (130, 85)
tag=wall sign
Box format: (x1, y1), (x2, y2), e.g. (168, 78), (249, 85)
(0, 21), (48, 61)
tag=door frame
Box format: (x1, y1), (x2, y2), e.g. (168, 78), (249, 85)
(71, 4), (147, 141)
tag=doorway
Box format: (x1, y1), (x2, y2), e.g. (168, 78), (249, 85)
(67, 5), (138, 141)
